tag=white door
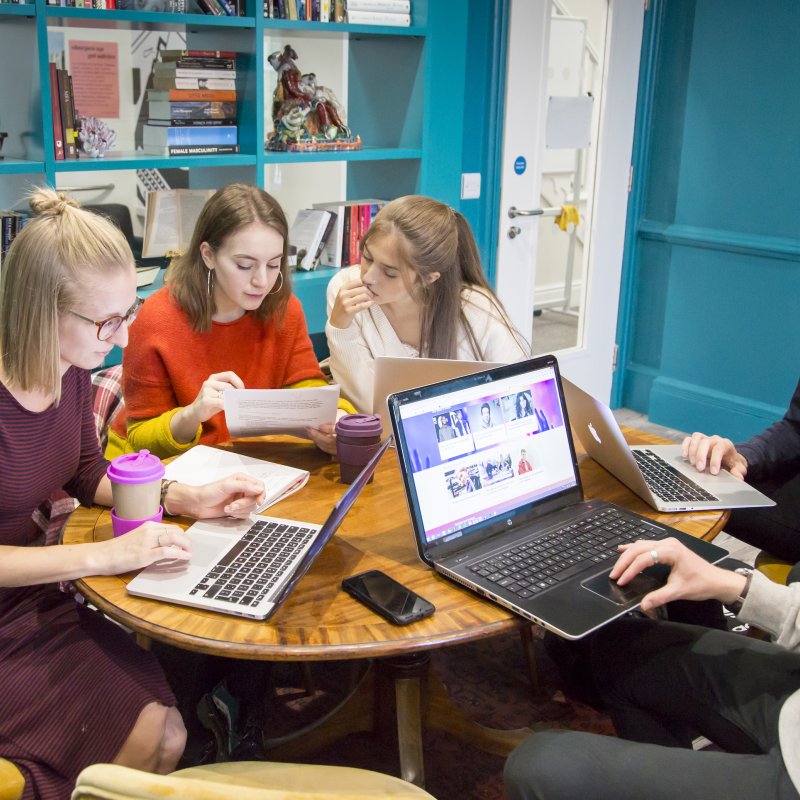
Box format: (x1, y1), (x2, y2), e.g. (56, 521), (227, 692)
(495, 0), (644, 401)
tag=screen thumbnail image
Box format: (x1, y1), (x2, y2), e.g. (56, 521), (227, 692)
(469, 397), (504, 430)
(480, 452), (514, 486)
(434, 408), (471, 442)
(445, 464), (483, 498)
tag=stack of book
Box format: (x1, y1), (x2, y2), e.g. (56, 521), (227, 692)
(311, 199), (385, 269)
(49, 63), (79, 161)
(144, 49), (239, 156)
(263, 0), (409, 23)
(0, 211), (28, 274)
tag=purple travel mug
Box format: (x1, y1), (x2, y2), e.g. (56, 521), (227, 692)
(106, 450), (165, 536)
(335, 414), (383, 484)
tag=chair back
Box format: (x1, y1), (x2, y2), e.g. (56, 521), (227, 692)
(91, 364), (125, 451)
(72, 762), (437, 800)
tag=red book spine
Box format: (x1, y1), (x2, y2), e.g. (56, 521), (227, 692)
(349, 205), (359, 266)
(340, 205), (351, 266)
(359, 203), (370, 253)
(49, 63), (65, 161)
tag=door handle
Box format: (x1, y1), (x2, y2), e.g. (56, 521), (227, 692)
(508, 206), (544, 218)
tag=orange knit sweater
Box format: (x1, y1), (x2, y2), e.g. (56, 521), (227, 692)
(111, 287), (324, 447)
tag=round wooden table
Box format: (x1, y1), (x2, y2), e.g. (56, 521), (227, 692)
(64, 429), (727, 785)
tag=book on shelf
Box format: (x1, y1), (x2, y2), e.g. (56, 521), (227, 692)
(143, 123), (238, 149)
(154, 58), (236, 71)
(346, 0), (409, 11)
(152, 76), (237, 91)
(142, 188), (214, 259)
(288, 209), (337, 272)
(346, 8), (410, 25)
(153, 65), (237, 78)
(0, 212), (27, 263)
(49, 63), (65, 161)
(147, 88), (237, 103)
(159, 49), (238, 61)
(147, 117), (237, 127)
(56, 68), (78, 159)
(147, 100), (237, 120)
(311, 199), (385, 268)
(143, 143), (241, 156)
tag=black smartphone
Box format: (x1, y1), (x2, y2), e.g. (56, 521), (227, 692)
(341, 569), (435, 625)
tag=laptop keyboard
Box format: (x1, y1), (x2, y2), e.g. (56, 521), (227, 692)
(189, 520), (316, 608)
(469, 507), (663, 600)
(632, 448), (717, 503)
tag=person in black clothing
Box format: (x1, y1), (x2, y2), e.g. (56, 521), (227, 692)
(682, 377), (800, 561)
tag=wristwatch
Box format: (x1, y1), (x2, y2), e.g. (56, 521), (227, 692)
(728, 567), (753, 614)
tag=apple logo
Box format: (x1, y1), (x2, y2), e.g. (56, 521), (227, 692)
(588, 422), (602, 444)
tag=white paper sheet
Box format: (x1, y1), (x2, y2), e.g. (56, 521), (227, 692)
(223, 385), (340, 439)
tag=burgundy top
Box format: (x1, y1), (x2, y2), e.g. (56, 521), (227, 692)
(0, 367), (108, 550)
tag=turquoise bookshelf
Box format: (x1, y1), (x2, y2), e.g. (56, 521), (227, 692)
(0, 0), (470, 341)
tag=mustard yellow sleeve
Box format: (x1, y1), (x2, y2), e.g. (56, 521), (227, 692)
(286, 378), (358, 416)
(104, 408), (201, 461)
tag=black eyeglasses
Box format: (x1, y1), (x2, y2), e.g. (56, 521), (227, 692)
(69, 297), (143, 342)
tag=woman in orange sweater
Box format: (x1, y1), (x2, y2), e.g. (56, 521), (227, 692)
(107, 184), (351, 459)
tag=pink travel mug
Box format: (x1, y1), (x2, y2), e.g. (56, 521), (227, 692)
(106, 450), (165, 537)
(335, 414), (383, 484)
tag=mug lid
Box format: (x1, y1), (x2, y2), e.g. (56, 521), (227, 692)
(106, 449), (165, 484)
(335, 413), (382, 438)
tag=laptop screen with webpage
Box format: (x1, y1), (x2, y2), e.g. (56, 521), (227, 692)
(389, 357), (582, 556)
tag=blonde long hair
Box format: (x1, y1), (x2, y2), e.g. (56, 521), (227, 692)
(361, 195), (523, 358)
(0, 188), (133, 403)
(167, 183), (292, 332)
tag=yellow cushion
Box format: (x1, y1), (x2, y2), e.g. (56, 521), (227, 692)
(0, 758), (24, 800)
(72, 762), (437, 800)
(755, 551), (793, 585)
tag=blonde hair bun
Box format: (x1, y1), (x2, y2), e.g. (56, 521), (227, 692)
(28, 188), (79, 218)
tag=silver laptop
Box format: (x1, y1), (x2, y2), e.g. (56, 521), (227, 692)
(373, 357), (504, 434)
(387, 356), (728, 639)
(127, 438), (392, 620)
(561, 377), (775, 513)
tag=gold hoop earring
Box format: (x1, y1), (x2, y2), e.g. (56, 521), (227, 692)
(268, 271), (284, 295)
(207, 269), (213, 296)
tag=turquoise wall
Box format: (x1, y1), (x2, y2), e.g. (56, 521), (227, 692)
(616, 0), (800, 441)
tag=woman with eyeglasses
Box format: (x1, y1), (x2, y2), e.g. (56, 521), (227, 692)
(0, 188), (267, 798)
(106, 183), (352, 460)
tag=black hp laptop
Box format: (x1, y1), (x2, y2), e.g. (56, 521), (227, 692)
(387, 356), (728, 639)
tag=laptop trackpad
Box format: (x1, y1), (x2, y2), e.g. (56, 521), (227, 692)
(582, 569), (662, 606)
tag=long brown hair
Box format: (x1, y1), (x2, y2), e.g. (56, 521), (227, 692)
(361, 195), (523, 358)
(167, 183), (292, 332)
(0, 188), (133, 403)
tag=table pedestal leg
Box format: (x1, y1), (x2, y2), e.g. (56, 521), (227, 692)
(264, 653), (534, 788)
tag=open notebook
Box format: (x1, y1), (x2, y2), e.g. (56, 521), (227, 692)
(163, 445), (309, 515)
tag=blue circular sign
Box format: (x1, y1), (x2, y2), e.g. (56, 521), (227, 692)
(514, 156), (527, 175)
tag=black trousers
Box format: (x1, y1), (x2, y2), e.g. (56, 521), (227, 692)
(505, 617), (800, 800)
(725, 471), (800, 562)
